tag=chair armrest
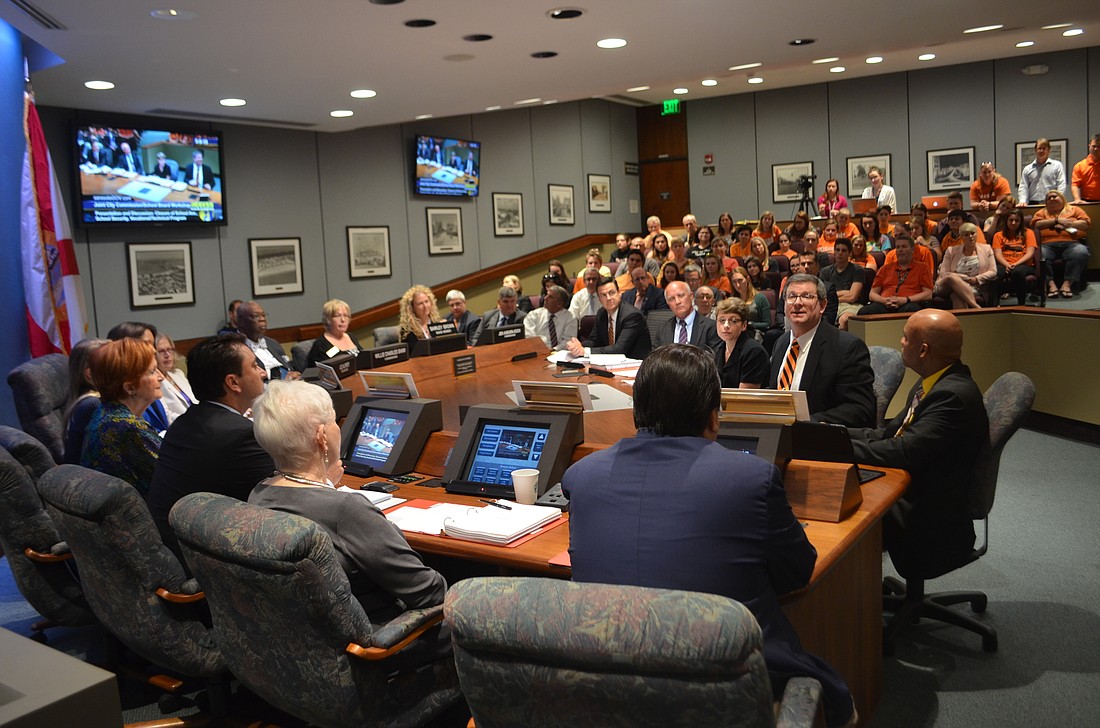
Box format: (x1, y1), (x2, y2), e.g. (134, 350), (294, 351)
(776, 676), (823, 728)
(346, 605), (444, 661)
(155, 578), (206, 604)
(24, 543), (73, 563)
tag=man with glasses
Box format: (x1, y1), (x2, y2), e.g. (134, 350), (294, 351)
(147, 334), (274, 562)
(859, 234), (934, 315)
(969, 162), (1011, 212)
(236, 300), (299, 380)
(653, 281), (720, 352)
(768, 274), (875, 427)
(621, 264), (667, 316)
(1071, 133), (1100, 203)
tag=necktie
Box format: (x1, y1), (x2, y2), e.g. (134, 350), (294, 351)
(677, 319), (688, 344)
(895, 385), (925, 437)
(195, 165), (202, 187)
(548, 312), (559, 348)
(778, 339), (800, 390)
(607, 316), (615, 345)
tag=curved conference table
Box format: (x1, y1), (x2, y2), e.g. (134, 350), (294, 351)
(342, 337), (906, 721)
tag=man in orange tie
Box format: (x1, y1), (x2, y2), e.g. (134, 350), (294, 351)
(768, 274), (874, 427)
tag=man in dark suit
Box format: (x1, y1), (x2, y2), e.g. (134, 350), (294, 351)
(849, 309), (989, 579)
(186, 149), (215, 189)
(652, 280), (721, 352)
(470, 286), (526, 346)
(769, 273), (874, 427)
(566, 277), (651, 360)
(115, 142), (143, 174)
(236, 300), (299, 380)
(146, 334), (274, 561)
(444, 289), (481, 344)
(564, 344), (855, 728)
(82, 140), (112, 166)
(621, 265), (667, 316)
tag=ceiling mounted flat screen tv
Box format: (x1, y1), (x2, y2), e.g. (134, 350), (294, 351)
(74, 123), (227, 226)
(415, 135), (480, 197)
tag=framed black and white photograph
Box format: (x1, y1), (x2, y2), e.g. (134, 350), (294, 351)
(126, 242), (194, 309)
(587, 174), (611, 212)
(1015, 139), (1068, 186)
(772, 161), (814, 203)
(492, 192), (524, 236)
(846, 154), (892, 197)
(548, 184), (574, 225)
(346, 226), (391, 279)
(927, 147), (975, 192)
(249, 237), (303, 297)
(426, 207), (463, 255)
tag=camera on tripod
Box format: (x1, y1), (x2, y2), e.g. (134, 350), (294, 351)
(798, 174), (817, 192)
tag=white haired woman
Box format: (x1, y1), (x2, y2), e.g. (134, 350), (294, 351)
(305, 298), (362, 367)
(249, 380), (448, 656)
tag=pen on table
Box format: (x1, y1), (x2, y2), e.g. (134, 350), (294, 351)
(479, 499), (512, 510)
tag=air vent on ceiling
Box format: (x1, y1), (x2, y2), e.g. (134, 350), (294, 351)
(146, 108), (317, 129)
(9, 0), (66, 30)
(603, 94), (651, 108)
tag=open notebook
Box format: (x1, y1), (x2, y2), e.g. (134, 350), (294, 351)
(442, 502), (561, 545)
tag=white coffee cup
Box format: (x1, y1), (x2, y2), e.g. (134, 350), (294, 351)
(511, 468), (539, 505)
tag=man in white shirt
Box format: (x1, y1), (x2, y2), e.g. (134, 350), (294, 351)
(235, 301), (300, 380)
(861, 166), (896, 211)
(1018, 138), (1067, 204)
(569, 268), (603, 320)
(524, 286), (576, 351)
(652, 281), (720, 352)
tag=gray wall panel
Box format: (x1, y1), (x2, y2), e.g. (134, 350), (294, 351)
(530, 104), (584, 245)
(686, 94), (757, 225)
(472, 108), (537, 267)
(607, 102), (641, 233)
(755, 84), (830, 218)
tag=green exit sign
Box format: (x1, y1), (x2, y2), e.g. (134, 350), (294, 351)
(661, 99), (682, 115)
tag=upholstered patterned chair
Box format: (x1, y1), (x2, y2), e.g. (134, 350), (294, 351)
(6, 353), (68, 463)
(0, 448), (94, 640)
(36, 465), (227, 707)
(884, 372), (1035, 652)
(169, 491), (461, 728)
(0, 426), (56, 485)
(868, 346), (905, 428)
(445, 576), (821, 728)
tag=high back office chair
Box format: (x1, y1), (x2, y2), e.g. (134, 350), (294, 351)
(170, 492), (461, 728)
(290, 340), (312, 373)
(7, 353), (68, 463)
(0, 448), (95, 641)
(645, 309), (674, 346)
(0, 426), (56, 484)
(868, 347), (905, 428)
(36, 465), (228, 710)
(373, 325), (400, 347)
(445, 577), (822, 728)
(883, 372), (1035, 653)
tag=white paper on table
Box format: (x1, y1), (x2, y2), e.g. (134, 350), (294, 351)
(588, 353), (628, 367)
(385, 503), (472, 535)
(336, 486), (406, 509)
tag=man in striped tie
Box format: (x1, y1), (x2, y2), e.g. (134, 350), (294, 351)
(768, 274), (875, 427)
(848, 309), (989, 581)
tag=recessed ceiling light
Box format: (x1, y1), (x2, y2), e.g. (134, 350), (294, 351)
(701, 79), (718, 87)
(673, 88), (688, 95)
(369, 0), (405, 5)
(531, 51), (558, 59)
(918, 53), (936, 61)
(1041, 23), (1071, 30)
(219, 98), (246, 107)
(463, 34), (493, 42)
(514, 97), (542, 105)
(964, 24), (1004, 34)
(330, 110), (353, 118)
(150, 9), (197, 20)
(485, 105), (501, 111)
(548, 8), (583, 20)
(1063, 28), (1084, 37)
(812, 57), (839, 64)
(84, 80), (115, 90)
(404, 19), (436, 28)
(350, 89), (377, 99)
(414, 114), (433, 120)
(748, 77), (764, 84)
(626, 85), (650, 92)
(729, 62), (761, 71)
(789, 38), (815, 46)
(829, 66), (846, 73)
(866, 56), (883, 64)
(597, 38), (627, 49)
(1016, 41), (1035, 48)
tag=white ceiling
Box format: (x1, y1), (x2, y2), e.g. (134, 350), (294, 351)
(3, 0), (1099, 133)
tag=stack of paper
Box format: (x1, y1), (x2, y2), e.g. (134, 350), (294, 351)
(442, 502), (560, 545)
(337, 486), (405, 510)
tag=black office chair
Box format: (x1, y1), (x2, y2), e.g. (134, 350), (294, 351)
(883, 372), (1035, 652)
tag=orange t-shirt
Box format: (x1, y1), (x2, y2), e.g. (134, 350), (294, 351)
(838, 222), (861, 239)
(991, 229), (1038, 266)
(705, 275), (733, 294)
(970, 176), (1011, 203)
(1072, 156), (1100, 201)
(872, 259), (934, 298)
(884, 244), (935, 279)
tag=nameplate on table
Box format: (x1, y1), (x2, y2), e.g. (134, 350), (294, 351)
(428, 322), (455, 338)
(358, 343), (409, 370)
(453, 353), (477, 378)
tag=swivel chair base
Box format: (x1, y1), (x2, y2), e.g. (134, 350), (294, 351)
(882, 576), (998, 654)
